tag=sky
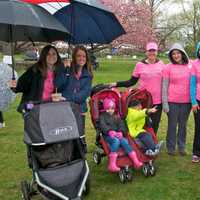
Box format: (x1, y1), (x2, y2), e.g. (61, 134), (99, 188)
(160, 1), (190, 16)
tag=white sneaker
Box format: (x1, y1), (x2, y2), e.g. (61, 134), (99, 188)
(155, 140), (164, 151)
(145, 149), (154, 156)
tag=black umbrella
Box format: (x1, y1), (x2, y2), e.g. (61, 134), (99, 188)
(0, 0), (71, 79)
(22, 0), (126, 44)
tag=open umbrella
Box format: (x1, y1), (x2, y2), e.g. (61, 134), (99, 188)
(0, 0), (71, 78)
(0, 63), (17, 111)
(22, 0), (126, 44)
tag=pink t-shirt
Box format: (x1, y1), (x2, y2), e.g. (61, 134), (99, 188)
(132, 61), (165, 104)
(162, 63), (192, 103)
(191, 59), (200, 101)
(42, 70), (55, 101)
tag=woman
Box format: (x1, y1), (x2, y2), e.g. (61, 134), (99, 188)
(190, 42), (200, 162)
(110, 42), (165, 134)
(9, 45), (63, 113)
(162, 43), (191, 156)
(55, 45), (93, 151)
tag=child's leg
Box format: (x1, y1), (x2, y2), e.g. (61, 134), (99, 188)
(105, 136), (120, 152)
(105, 136), (120, 172)
(137, 132), (156, 151)
(119, 138), (132, 154)
(120, 138), (143, 168)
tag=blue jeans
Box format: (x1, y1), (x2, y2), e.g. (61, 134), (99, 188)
(105, 136), (133, 153)
(136, 132), (156, 151)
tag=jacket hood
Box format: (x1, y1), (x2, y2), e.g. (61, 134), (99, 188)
(195, 42), (200, 58)
(168, 43), (189, 64)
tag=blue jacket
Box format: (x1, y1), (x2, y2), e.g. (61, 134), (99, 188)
(55, 66), (92, 113)
(190, 42), (200, 105)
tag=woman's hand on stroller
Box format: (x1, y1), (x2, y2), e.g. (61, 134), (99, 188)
(51, 93), (66, 102)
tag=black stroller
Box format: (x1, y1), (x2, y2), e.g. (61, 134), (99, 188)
(21, 101), (90, 200)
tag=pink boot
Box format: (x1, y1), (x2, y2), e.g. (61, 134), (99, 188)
(128, 151), (143, 169)
(108, 153), (120, 172)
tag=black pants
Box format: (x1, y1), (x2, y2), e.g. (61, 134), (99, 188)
(149, 104), (162, 134)
(193, 100), (200, 156)
(81, 115), (87, 153)
(0, 111), (4, 123)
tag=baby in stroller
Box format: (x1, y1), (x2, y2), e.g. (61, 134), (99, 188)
(126, 99), (163, 156)
(99, 97), (143, 172)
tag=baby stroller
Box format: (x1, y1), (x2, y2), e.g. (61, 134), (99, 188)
(90, 85), (139, 183)
(121, 88), (158, 177)
(21, 101), (90, 200)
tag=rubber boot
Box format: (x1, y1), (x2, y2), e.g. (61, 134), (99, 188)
(128, 151), (143, 169)
(108, 152), (120, 172)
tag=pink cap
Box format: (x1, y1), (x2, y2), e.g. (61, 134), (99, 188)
(146, 42), (158, 51)
(103, 98), (116, 110)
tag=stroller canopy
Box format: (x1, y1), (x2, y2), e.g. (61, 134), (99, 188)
(24, 101), (82, 145)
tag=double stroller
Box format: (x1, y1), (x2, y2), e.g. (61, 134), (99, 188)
(90, 85), (158, 183)
(21, 101), (90, 200)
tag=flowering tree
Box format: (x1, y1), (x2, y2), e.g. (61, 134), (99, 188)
(100, 0), (156, 51)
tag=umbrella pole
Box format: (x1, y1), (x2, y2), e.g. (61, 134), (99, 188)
(67, 2), (74, 59)
(9, 25), (15, 80)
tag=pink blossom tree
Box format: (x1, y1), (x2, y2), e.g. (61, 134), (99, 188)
(100, 0), (156, 51)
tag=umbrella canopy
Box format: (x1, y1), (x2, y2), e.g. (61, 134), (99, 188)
(0, 63), (17, 111)
(0, 0), (71, 42)
(22, 0), (126, 44)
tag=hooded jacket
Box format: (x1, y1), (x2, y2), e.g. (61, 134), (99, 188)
(162, 43), (191, 112)
(190, 42), (200, 105)
(126, 108), (147, 138)
(168, 43), (189, 64)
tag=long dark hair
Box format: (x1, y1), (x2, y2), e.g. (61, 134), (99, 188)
(169, 50), (188, 65)
(36, 45), (62, 77)
(71, 45), (93, 77)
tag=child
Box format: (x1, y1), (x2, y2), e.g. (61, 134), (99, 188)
(126, 100), (163, 156)
(99, 98), (143, 172)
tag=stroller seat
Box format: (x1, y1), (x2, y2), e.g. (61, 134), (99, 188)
(36, 160), (87, 199)
(90, 86), (159, 181)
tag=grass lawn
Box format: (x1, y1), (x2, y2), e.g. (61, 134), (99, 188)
(0, 57), (200, 200)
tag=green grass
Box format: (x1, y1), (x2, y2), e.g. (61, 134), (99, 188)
(0, 57), (200, 200)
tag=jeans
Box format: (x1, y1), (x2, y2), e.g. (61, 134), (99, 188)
(136, 132), (156, 151)
(105, 136), (133, 154)
(167, 103), (191, 153)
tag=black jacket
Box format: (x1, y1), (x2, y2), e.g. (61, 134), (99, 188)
(99, 112), (127, 136)
(14, 65), (56, 113)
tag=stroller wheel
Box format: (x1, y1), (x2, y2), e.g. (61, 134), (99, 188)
(126, 170), (133, 182)
(119, 169), (126, 184)
(83, 174), (90, 196)
(93, 151), (101, 165)
(21, 180), (31, 200)
(142, 164), (150, 177)
(149, 164), (156, 176)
